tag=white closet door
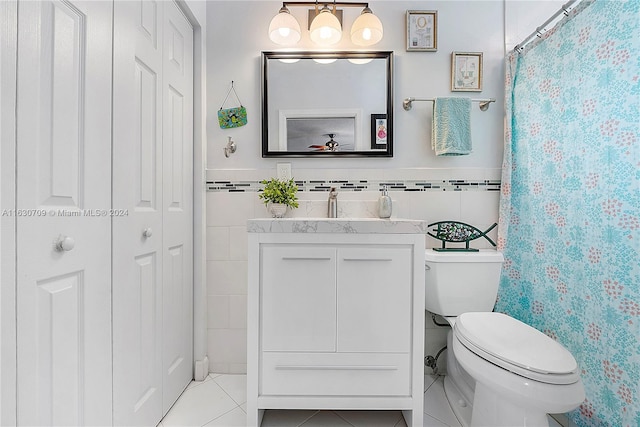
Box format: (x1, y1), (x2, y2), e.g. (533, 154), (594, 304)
(15, 1), (112, 425)
(113, 0), (194, 424)
(112, 0), (165, 425)
(161, 2), (193, 414)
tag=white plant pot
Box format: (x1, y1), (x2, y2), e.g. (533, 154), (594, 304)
(267, 203), (288, 218)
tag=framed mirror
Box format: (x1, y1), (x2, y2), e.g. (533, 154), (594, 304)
(262, 51), (393, 157)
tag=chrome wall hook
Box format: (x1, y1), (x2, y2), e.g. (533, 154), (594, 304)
(224, 136), (236, 158)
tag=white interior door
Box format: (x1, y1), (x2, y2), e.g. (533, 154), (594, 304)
(113, 0), (194, 424)
(161, 2), (194, 413)
(112, 0), (165, 425)
(15, 1), (113, 425)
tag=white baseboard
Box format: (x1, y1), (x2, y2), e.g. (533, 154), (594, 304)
(194, 356), (209, 381)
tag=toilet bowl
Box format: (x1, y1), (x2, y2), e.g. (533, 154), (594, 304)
(424, 250), (585, 427)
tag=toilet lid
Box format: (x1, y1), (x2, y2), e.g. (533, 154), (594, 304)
(454, 312), (579, 384)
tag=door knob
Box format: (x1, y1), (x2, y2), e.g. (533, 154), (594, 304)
(143, 228), (153, 238)
(54, 235), (75, 252)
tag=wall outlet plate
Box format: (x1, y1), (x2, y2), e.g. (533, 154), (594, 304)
(277, 163), (292, 180)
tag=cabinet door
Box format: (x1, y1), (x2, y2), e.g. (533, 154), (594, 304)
(261, 245), (336, 352)
(337, 246), (412, 353)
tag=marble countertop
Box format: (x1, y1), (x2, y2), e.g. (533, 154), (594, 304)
(247, 218), (428, 234)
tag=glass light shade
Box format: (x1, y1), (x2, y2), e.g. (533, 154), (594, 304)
(278, 58), (301, 64)
(312, 58), (337, 64)
(268, 7), (301, 45)
(350, 8), (383, 46)
(309, 8), (342, 46)
(347, 58), (373, 65)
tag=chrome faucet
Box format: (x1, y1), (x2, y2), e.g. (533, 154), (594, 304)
(328, 187), (338, 218)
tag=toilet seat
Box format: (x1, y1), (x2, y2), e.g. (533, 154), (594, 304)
(454, 312), (580, 385)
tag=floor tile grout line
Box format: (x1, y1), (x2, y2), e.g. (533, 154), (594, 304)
(424, 373), (443, 393)
(424, 377), (459, 427)
(295, 410), (321, 427)
(423, 412), (454, 427)
(393, 417), (408, 427)
(184, 375), (214, 393)
(198, 404), (242, 427)
(212, 375), (247, 407)
(332, 410), (357, 427)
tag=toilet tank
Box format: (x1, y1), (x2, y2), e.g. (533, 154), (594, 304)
(425, 250), (504, 317)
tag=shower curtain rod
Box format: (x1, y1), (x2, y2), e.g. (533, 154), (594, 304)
(513, 0), (582, 53)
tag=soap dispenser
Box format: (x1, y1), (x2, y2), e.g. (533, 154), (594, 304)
(378, 185), (392, 218)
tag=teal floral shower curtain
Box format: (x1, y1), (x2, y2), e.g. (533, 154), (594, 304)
(496, 1), (639, 426)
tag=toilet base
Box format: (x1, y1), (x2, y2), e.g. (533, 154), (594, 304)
(443, 375), (472, 427)
(452, 334), (583, 426)
(471, 381), (549, 427)
(440, 331), (582, 427)
(443, 331), (473, 426)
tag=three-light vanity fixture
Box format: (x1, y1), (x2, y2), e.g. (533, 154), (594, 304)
(268, 1), (383, 47)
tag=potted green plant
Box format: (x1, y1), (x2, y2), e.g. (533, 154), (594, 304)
(259, 177), (299, 218)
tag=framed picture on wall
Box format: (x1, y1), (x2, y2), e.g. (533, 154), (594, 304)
(371, 114), (387, 149)
(451, 51), (483, 92)
(406, 10), (437, 51)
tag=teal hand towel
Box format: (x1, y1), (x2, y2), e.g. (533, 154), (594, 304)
(432, 97), (472, 156)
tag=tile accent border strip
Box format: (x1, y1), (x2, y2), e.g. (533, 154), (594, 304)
(207, 179), (501, 192)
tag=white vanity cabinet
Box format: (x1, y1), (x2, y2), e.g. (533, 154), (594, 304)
(247, 219), (427, 427)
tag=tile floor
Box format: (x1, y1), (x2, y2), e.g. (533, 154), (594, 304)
(159, 374), (564, 427)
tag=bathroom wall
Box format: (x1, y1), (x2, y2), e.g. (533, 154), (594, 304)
(205, 0), (507, 374)
(504, 0), (565, 51)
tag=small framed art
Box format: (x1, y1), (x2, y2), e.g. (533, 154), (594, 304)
(371, 114), (387, 149)
(451, 51), (483, 92)
(406, 10), (437, 51)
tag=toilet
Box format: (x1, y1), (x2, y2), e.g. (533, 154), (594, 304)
(425, 250), (585, 427)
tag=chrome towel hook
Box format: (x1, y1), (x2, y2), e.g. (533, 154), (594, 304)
(224, 136), (236, 158)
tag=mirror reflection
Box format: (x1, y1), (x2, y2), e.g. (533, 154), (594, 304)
(262, 51), (393, 157)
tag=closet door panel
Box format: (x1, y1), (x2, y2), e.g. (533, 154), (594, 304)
(15, 0), (113, 425)
(112, 0), (164, 425)
(162, 1), (193, 413)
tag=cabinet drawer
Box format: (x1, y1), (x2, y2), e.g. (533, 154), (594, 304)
(261, 352), (410, 396)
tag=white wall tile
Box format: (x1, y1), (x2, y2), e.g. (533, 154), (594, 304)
(207, 260), (248, 295)
(409, 192), (462, 226)
(207, 192), (256, 226)
(389, 193), (411, 219)
(228, 363), (247, 375)
(208, 329), (247, 365)
(485, 168), (503, 181)
(207, 226), (229, 260)
(209, 362), (229, 374)
(228, 295), (247, 329)
(229, 226), (248, 260)
(460, 191), (500, 249)
(253, 199), (271, 219)
(208, 295), (229, 329)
